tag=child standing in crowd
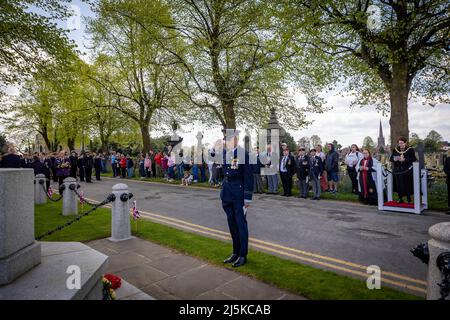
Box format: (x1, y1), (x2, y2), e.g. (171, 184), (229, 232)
(325, 143), (339, 193)
(309, 148), (324, 200)
(126, 154), (134, 178)
(120, 154), (127, 178)
(110, 151), (117, 177)
(345, 144), (363, 194)
(181, 168), (193, 186)
(161, 152), (169, 180)
(138, 153), (145, 178)
(154, 151), (162, 178)
(167, 148), (176, 182)
(144, 152), (152, 178)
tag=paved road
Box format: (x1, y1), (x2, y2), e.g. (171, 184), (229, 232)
(73, 177), (449, 295)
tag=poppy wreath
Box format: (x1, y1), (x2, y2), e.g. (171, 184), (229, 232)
(102, 274), (122, 300)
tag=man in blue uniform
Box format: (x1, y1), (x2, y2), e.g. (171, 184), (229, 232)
(221, 130), (254, 268)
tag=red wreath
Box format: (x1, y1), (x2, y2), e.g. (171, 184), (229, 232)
(104, 274), (122, 290)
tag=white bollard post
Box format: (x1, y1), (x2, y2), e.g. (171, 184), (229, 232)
(34, 174), (47, 204)
(427, 222), (450, 300)
(376, 163), (384, 210)
(109, 183), (133, 242)
(413, 162), (421, 214)
(62, 177), (78, 216)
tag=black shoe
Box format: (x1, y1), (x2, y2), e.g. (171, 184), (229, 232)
(446, 210), (450, 215)
(223, 254), (239, 264)
(232, 257), (247, 268)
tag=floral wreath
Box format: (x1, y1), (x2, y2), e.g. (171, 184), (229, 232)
(102, 274), (122, 300)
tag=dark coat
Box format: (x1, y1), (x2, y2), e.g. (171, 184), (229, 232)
(1, 154), (22, 168)
(94, 157), (102, 170)
(220, 147), (254, 203)
(390, 147), (417, 197)
(30, 159), (46, 175)
(325, 149), (339, 172)
(357, 157), (378, 205)
(309, 155), (324, 179)
(279, 154), (296, 176)
(295, 154), (310, 180)
(444, 156), (450, 185)
(84, 156), (94, 168)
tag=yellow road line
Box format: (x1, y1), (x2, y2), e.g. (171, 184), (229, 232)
(86, 197), (427, 293)
(135, 211), (426, 294)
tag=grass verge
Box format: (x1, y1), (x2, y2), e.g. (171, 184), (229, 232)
(35, 201), (422, 300)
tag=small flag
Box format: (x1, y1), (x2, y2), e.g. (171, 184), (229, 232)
(79, 191), (85, 205)
(132, 200), (140, 220)
(47, 185), (54, 197)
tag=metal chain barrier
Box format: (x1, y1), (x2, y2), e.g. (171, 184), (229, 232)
(41, 182), (64, 202)
(72, 185), (101, 206)
(35, 193), (116, 241)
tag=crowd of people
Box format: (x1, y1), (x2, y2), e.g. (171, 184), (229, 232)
(1, 136), (449, 213)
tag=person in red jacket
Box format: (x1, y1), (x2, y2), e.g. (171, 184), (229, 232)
(154, 151), (163, 177)
(120, 155), (127, 178)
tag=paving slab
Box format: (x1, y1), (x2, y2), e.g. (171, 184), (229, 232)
(86, 237), (304, 300)
(214, 276), (287, 300)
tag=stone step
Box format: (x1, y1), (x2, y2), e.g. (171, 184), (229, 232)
(0, 242), (108, 300)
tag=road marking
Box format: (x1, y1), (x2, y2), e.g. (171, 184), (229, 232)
(88, 196), (427, 294)
(135, 211), (427, 293)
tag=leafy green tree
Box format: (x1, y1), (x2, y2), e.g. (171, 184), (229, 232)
(289, 0), (450, 148)
(362, 136), (375, 152)
(310, 134), (322, 148)
(409, 132), (422, 148)
(282, 132), (298, 153)
(0, 0), (77, 93)
(86, 0), (184, 153)
(136, 0), (325, 131)
(424, 130), (443, 152)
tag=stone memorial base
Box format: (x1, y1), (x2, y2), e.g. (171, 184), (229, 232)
(0, 242), (41, 285)
(0, 242), (108, 300)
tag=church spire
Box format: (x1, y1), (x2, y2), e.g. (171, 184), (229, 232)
(377, 120), (386, 149)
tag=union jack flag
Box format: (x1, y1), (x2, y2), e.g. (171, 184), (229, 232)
(47, 185), (54, 198)
(79, 191), (85, 205)
(131, 201), (140, 220)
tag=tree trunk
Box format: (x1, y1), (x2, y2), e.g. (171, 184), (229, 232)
(222, 100), (236, 130)
(389, 62), (410, 150)
(140, 123), (151, 154)
(67, 137), (75, 151)
(40, 126), (51, 152)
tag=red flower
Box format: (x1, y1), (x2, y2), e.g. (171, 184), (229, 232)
(104, 274), (122, 290)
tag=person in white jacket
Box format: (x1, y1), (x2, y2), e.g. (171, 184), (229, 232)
(345, 144), (364, 194)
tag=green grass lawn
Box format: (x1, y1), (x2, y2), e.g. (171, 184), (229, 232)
(35, 201), (421, 300)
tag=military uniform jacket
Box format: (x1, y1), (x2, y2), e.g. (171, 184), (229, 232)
(295, 155), (310, 180)
(220, 147), (254, 203)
